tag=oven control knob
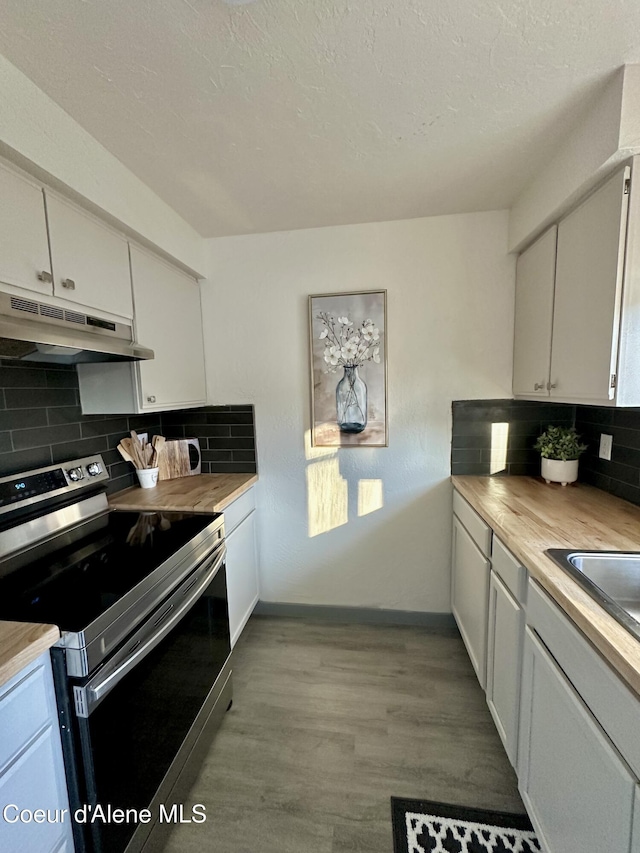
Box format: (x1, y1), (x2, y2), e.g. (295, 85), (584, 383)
(67, 467), (84, 482)
(87, 462), (103, 477)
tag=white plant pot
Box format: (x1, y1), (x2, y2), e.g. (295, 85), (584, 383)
(541, 458), (579, 486)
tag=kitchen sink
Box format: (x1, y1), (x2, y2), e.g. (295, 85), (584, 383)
(546, 550), (640, 640)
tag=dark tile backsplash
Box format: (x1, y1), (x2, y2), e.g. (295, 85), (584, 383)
(452, 399), (575, 477)
(575, 405), (640, 507)
(161, 406), (257, 478)
(452, 398), (640, 508)
(0, 361), (256, 495)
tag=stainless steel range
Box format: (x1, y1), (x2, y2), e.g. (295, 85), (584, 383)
(0, 455), (232, 853)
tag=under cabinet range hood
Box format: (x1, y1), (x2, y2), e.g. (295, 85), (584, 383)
(0, 294), (154, 364)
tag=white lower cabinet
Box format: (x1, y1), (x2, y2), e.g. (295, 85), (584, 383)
(0, 652), (73, 853)
(451, 514), (491, 689)
(518, 579), (640, 853)
(224, 489), (259, 648)
(485, 536), (526, 768)
(519, 626), (636, 853)
(486, 570), (523, 767)
(452, 490), (640, 853)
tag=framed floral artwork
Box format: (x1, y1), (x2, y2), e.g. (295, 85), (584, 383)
(308, 290), (387, 447)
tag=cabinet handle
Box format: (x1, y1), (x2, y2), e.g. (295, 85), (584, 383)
(61, 278), (76, 290)
(547, 381), (557, 390)
(534, 382), (544, 391)
(37, 270), (53, 283)
(147, 395), (157, 404)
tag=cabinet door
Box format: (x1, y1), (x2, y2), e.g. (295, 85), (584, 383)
(513, 226), (556, 398)
(631, 786), (640, 853)
(519, 627), (636, 853)
(549, 168), (629, 402)
(486, 570), (522, 767)
(451, 516), (490, 689)
(0, 164), (52, 296)
(0, 653), (73, 853)
(226, 510), (259, 648)
(130, 245), (206, 411)
(45, 192), (133, 319)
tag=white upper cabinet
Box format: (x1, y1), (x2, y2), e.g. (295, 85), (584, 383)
(0, 163), (52, 296)
(0, 156), (208, 414)
(130, 245), (206, 411)
(78, 245), (207, 414)
(549, 167), (629, 402)
(513, 164), (640, 406)
(0, 160), (133, 319)
(512, 226), (557, 398)
(45, 192), (133, 319)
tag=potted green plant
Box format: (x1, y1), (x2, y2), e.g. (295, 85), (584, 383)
(534, 425), (587, 486)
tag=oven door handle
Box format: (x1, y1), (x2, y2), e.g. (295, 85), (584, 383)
(74, 544), (226, 717)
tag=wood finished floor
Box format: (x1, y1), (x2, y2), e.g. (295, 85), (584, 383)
(160, 616), (524, 853)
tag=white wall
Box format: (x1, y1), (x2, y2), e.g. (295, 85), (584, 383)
(203, 211), (514, 613)
(509, 65), (640, 252)
(0, 54), (204, 275)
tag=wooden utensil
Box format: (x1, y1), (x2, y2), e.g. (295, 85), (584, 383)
(125, 436), (138, 468)
(129, 430), (147, 469)
(117, 442), (135, 464)
(152, 435), (166, 475)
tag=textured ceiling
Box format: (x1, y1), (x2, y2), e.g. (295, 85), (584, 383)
(0, 0), (639, 237)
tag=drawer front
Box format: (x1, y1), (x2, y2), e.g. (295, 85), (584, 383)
(453, 490), (492, 556)
(223, 487), (256, 535)
(492, 536), (527, 603)
(0, 656), (52, 773)
(527, 579), (640, 779)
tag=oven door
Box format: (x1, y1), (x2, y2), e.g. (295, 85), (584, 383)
(65, 542), (230, 853)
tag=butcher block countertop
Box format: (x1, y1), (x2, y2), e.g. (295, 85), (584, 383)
(108, 472), (258, 514)
(0, 622), (60, 689)
(452, 475), (640, 697)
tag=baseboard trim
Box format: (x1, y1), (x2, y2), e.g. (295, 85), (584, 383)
(253, 601), (457, 632)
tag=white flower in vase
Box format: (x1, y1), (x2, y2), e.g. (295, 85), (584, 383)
(316, 309), (383, 433)
(362, 320), (379, 342)
(315, 311), (382, 373)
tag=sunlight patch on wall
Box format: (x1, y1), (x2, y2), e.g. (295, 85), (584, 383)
(490, 422), (509, 474)
(304, 428), (336, 461)
(306, 457), (348, 537)
(358, 479), (384, 517)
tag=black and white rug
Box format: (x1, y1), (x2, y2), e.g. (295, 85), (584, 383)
(391, 797), (541, 853)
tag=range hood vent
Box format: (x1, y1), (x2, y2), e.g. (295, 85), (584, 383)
(11, 297), (39, 315)
(0, 293), (154, 364)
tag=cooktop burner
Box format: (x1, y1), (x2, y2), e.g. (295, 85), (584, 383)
(0, 509), (218, 631)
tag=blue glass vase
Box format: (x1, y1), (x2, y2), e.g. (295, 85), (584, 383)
(336, 365), (367, 433)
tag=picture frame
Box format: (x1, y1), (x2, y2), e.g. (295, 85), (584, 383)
(308, 289), (388, 447)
